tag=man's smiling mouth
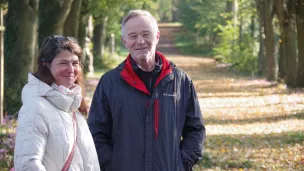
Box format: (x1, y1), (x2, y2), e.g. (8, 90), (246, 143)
(135, 47), (148, 50)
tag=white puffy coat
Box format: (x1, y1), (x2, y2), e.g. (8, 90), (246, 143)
(14, 73), (100, 171)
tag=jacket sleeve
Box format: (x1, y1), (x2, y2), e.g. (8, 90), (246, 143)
(88, 79), (113, 170)
(14, 105), (48, 171)
(180, 80), (206, 171)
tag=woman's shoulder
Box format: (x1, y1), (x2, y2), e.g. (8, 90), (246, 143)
(19, 97), (50, 117)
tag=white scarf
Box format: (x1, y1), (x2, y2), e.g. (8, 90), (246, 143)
(51, 83), (82, 96)
(49, 83), (83, 112)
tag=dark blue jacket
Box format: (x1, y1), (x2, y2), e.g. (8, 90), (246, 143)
(88, 51), (205, 171)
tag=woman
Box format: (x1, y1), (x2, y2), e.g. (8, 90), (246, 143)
(14, 35), (100, 171)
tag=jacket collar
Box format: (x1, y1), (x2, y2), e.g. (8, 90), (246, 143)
(119, 51), (173, 95)
(23, 73), (81, 113)
(129, 54), (163, 74)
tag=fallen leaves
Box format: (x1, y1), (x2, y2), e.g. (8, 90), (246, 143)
(167, 56), (304, 170)
(84, 56), (304, 170)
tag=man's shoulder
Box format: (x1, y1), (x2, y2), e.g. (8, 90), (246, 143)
(104, 67), (120, 76)
(100, 62), (124, 81)
(171, 65), (187, 75)
(171, 65), (192, 82)
(100, 68), (119, 81)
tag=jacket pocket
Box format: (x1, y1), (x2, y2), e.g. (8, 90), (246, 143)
(177, 148), (186, 171)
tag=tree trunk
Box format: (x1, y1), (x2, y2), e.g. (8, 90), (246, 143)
(257, 0), (265, 76)
(226, 0), (233, 13)
(296, 0), (304, 86)
(93, 23), (102, 68)
(239, 0), (243, 45)
(92, 16), (108, 68)
(172, 0), (179, 22)
(239, 15), (243, 44)
(285, 0), (298, 87)
(250, 15), (255, 38)
(78, 0), (90, 49)
(233, 0), (238, 28)
(227, 0), (238, 41)
(4, 0), (39, 114)
(274, 0), (287, 80)
(264, 0), (277, 81)
(64, 0), (82, 37)
(0, 8), (3, 124)
(38, 0), (73, 45)
(78, 0), (91, 74)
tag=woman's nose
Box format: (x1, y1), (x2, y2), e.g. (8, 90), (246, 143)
(66, 63), (74, 72)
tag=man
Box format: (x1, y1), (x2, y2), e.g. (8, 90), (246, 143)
(88, 9), (206, 171)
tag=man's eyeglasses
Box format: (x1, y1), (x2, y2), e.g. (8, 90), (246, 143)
(42, 35), (78, 50)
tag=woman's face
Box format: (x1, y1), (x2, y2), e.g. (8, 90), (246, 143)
(48, 50), (80, 89)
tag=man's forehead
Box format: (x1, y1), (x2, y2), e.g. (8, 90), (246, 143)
(124, 17), (157, 32)
(126, 16), (156, 26)
(127, 30), (153, 35)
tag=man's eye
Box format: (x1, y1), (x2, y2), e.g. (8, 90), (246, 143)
(129, 35), (137, 39)
(143, 34), (150, 37)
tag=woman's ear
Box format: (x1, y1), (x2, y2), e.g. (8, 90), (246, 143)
(43, 62), (50, 68)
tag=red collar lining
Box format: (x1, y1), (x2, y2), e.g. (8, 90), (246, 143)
(120, 51), (172, 95)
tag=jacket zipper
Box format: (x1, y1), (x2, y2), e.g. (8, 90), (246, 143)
(154, 93), (159, 139)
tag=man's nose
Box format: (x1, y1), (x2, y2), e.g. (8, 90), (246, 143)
(136, 35), (145, 44)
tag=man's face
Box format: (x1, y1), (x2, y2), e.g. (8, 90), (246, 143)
(122, 16), (160, 62)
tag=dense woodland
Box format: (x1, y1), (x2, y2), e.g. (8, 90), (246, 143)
(1, 0), (304, 117)
(0, 1), (304, 170)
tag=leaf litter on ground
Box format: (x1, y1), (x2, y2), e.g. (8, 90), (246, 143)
(85, 56), (304, 171)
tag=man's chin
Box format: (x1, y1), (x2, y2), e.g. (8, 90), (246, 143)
(133, 54), (147, 59)
(133, 52), (153, 60)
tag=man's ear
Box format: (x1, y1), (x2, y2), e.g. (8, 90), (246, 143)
(121, 36), (127, 48)
(156, 31), (160, 44)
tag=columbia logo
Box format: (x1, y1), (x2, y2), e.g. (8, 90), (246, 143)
(163, 93), (177, 97)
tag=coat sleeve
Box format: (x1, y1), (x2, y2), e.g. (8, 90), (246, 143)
(88, 79), (113, 170)
(180, 80), (206, 171)
(14, 104), (48, 171)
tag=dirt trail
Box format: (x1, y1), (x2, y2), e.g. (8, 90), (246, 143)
(157, 24), (304, 127)
(85, 24), (304, 170)
(157, 25), (304, 170)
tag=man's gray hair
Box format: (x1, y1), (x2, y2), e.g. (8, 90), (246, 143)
(121, 9), (159, 37)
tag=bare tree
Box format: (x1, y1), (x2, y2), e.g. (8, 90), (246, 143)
(256, 0), (266, 76)
(264, 0), (277, 81)
(274, 0), (287, 80)
(4, 0), (39, 113)
(38, 0), (73, 45)
(296, 0), (304, 86)
(284, 0), (298, 86)
(64, 0), (83, 37)
(92, 15), (108, 67)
